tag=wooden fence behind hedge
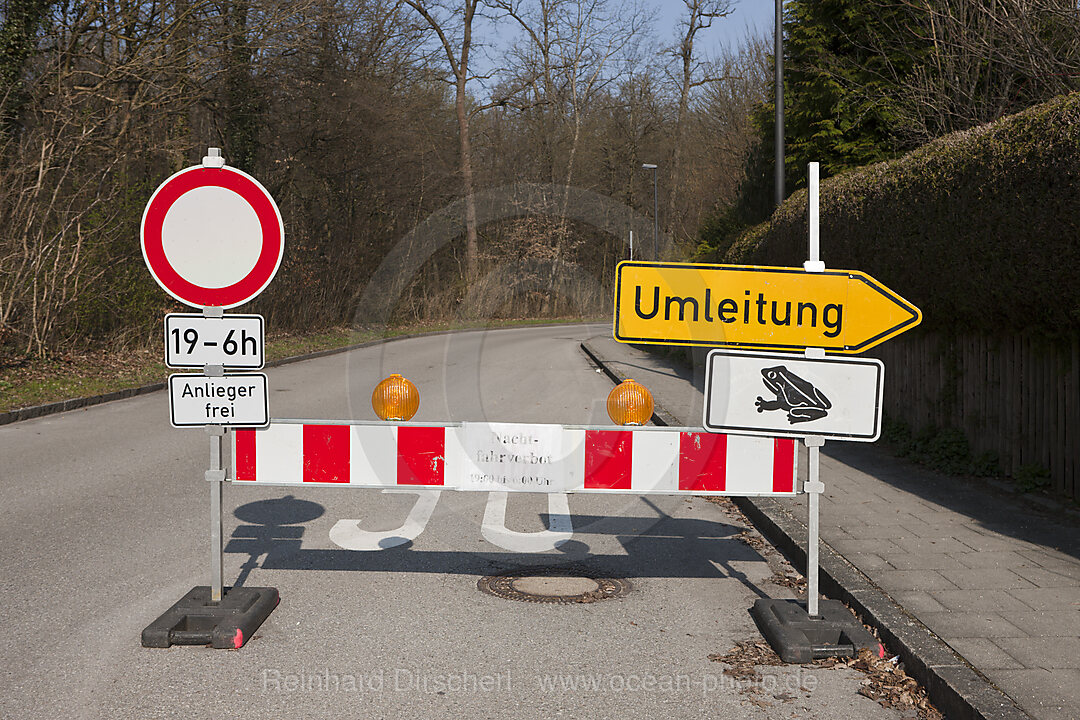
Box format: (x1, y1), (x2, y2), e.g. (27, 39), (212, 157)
(869, 332), (1080, 500)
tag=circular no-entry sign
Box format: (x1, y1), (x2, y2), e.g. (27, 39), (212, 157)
(141, 165), (285, 308)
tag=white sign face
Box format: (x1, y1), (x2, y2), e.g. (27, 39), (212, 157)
(168, 373), (269, 428)
(703, 350), (884, 441)
(456, 422), (568, 492)
(165, 314), (264, 369)
(160, 186), (263, 289)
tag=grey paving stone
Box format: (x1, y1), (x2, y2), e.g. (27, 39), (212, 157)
(944, 568), (1038, 591)
(993, 637), (1080, 669)
(881, 553), (967, 571)
(981, 668), (1080, 720)
(892, 536), (975, 555)
(917, 612), (1028, 639)
(874, 569), (958, 592)
(1000, 611), (1080, 637)
(944, 638), (1025, 670)
(951, 550), (1035, 569)
(837, 523), (911, 540)
(887, 590), (949, 613)
(951, 530), (1030, 553)
(1010, 564), (1080, 588)
(1007, 587), (1080, 611)
(843, 552), (892, 572)
(930, 590), (1037, 613)
(1022, 546), (1080, 565)
(908, 507), (965, 524)
(900, 522), (969, 540)
(899, 511), (937, 527)
(1016, 549), (1080, 578)
(823, 537), (906, 556)
(819, 523), (858, 537)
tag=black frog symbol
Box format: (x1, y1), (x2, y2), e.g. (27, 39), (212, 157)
(755, 365), (831, 424)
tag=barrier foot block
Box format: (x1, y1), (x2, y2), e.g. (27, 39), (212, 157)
(750, 598), (883, 663)
(141, 586), (279, 649)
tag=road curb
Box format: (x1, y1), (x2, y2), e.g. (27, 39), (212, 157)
(581, 340), (1031, 720)
(0, 321), (592, 427)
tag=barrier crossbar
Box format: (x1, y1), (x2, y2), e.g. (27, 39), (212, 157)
(232, 420), (799, 496)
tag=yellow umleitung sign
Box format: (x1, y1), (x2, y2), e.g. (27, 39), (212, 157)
(613, 261), (921, 353)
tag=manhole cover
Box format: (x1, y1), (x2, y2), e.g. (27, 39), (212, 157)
(478, 567), (631, 604)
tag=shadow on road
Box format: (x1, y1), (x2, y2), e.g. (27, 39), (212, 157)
(225, 494), (778, 601)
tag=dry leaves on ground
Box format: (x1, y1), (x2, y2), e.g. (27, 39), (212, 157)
(709, 639), (784, 680)
(817, 648), (943, 720)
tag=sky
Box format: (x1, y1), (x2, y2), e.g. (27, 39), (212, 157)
(467, 0), (774, 98)
(649, 0), (774, 55)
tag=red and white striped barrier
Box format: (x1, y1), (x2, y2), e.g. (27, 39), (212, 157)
(233, 421), (797, 496)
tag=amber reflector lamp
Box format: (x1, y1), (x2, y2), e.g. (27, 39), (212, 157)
(372, 374), (420, 421)
(606, 379), (653, 426)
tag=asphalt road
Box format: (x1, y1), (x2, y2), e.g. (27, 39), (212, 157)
(0, 324), (914, 719)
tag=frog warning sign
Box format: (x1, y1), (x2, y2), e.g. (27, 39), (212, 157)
(703, 349), (884, 441)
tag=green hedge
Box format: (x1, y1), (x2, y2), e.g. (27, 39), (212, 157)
(716, 92), (1080, 336)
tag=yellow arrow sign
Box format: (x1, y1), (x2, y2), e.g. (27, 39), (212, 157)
(613, 261), (921, 353)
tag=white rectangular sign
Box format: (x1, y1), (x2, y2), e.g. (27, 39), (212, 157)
(168, 373), (269, 428)
(164, 313), (264, 369)
(703, 350), (884, 441)
(455, 422), (570, 492)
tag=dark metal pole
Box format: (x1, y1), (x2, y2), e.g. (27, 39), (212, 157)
(652, 168), (659, 259)
(775, 0), (785, 207)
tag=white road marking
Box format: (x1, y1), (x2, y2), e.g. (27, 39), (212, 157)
(328, 489), (442, 550)
(481, 491), (574, 553)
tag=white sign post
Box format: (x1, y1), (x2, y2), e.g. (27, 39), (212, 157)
(141, 148), (285, 607)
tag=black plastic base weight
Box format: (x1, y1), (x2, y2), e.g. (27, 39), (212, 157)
(751, 598), (884, 663)
(142, 586), (278, 649)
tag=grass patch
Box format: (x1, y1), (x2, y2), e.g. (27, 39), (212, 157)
(0, 316), (600, 414)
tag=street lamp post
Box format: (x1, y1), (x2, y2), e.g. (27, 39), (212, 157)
(642, 163), (658, 259)
(775, 0), (784, 207)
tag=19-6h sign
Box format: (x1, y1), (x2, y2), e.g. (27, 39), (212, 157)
(141, 164), (284, 309)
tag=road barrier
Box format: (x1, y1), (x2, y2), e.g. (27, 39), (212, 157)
(232, 421), (798, 496)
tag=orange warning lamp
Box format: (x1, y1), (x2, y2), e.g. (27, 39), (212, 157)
(372, 374), (420, 421)
(607, 379), (654, 426)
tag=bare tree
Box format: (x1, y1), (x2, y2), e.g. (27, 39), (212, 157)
(491, 0), (647, 308)
(401, 0), (494, 283)
(664, 0), (732, 241)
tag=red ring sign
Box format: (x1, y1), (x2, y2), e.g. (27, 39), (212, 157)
(141, 165), (284, 308)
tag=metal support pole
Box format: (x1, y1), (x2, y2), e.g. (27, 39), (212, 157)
(774, 0), (785, 207)
(629, 230), (634, 261)
(805, 162), (825, 273)
(208, 426), (225, 602)
(803, 162), (825, 617)
(804, 435), (824, 617)
(203, 302), (227, 603)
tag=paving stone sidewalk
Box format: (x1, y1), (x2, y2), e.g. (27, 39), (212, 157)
(583, 334), (1080, 720)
